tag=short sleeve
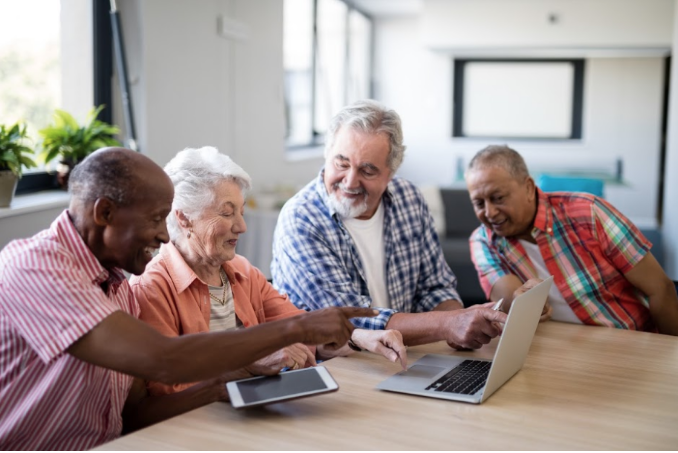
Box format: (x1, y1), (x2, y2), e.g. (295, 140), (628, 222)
(592, 198), (651, 274)
(0, 250), (118, 364)
(469, 227), (513, 298)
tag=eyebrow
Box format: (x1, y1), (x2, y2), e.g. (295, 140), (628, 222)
(334, 154), (380, 173)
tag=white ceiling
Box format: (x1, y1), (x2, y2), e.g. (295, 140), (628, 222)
(350, 0), (423, 18)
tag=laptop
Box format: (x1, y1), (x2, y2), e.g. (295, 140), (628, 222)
(376, 276), (553, 404)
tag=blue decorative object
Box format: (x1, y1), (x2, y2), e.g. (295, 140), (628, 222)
(536, 174), (604, 198)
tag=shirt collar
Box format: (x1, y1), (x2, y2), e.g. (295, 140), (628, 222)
(159, 241), (247, 293)
(532, 188), (554, 235)
(55, 210), (126, 294)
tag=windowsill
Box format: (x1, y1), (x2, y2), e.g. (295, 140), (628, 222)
(0, 191), (71, 219)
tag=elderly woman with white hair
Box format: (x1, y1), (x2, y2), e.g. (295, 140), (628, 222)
(130, 146), (406, 397)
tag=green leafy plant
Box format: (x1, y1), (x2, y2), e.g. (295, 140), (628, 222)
(0, 122), (37, 177)
(39, 105), (121, 165)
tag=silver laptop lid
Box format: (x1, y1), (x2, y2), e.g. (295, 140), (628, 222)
(481, 276), (553, 402)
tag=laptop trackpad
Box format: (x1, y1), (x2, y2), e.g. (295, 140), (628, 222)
(406, 364), (447, 379)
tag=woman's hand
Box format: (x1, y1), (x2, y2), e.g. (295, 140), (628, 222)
(245, 343), (316, 375)
(351, 329), (408, 370)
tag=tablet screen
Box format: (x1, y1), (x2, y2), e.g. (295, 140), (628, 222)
(238, 368), (329, 404)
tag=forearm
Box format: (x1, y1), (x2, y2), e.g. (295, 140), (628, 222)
(153, 319), (306, 384)
(385, 312), (445, 346)
(122, 378), (229, 434)
(69, 311), (305, 385)
(649, 291), (678, 336)
(433, 299), (464, 311)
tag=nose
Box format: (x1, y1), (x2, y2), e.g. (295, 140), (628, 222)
(343, 167), (360, 189)
(233, 213), (247, 235)
(158, 221), (170, 244)
(484, 202), (498, 220)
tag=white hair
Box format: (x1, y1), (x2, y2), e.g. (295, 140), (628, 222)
(324, 99), (406, 173)
(164, 146), (252, 241)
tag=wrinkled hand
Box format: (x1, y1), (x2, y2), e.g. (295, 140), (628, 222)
(297, 307), (377, 350)
(351, 329), (408, 370)
(210, 368), (255, 402)
(246, 343), (316, 375)
(442, 307), (507, 350)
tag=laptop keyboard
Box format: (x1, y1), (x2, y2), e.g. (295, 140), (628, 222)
(425, 360), (491, 395)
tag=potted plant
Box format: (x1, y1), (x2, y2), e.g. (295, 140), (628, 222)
(39, 105), (121, 188)
(0, 122), (37, 207)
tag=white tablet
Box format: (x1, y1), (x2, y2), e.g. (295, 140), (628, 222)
(226, 366), (339, 409)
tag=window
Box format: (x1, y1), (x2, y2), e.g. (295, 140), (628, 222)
(453, 59), (584, 140)
(283, 0), (373, 149)
(0, 0), (61, 154)
(0, 0), (111, 194)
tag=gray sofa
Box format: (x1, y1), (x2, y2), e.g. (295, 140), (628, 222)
(438, 188), (487, 306)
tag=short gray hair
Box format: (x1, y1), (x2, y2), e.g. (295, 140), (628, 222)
(69, 148), (137, 206)
(324, 99), (406, 173)
(466, 145), (530, 181)
(164, 146), (252, 241)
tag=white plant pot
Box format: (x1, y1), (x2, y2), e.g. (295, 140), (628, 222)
(0, 170), (19, 208)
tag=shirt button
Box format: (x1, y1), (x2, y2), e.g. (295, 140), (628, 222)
(547, 228), (552, 233)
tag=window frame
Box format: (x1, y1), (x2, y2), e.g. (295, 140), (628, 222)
(16, 0), (112, 195)
(283, 0), (374, 151)
(452, 58), (585, 140)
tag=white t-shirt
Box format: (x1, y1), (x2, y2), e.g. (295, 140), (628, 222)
(518, 239), (582, 324)
(342, 201), (390, 309)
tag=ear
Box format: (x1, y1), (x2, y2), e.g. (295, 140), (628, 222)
(175, 209), (191, 228)
(525, 177), (536, 201)
(92, 198), (117, 226)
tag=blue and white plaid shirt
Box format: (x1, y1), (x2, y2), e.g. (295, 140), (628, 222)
(271, 169), (461, 330)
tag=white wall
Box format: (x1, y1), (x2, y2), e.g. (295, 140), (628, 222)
(374, 15), (667, 223)
(422, 0), (674, 51)
(116, 0), (323, 193)
(663, 0), (678, 279)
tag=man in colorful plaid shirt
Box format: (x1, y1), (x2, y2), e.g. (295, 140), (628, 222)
(466, 145), (678, 335)
(272, 100), (511, 351)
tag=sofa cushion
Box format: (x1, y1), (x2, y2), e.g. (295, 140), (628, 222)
(440, 188), (479, 237)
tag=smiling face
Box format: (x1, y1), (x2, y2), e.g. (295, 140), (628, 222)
(466, 165), (537, 240)
(323, 127), (393, 220)
(102, 167), (174, 275)
(187, 179), (247, 266)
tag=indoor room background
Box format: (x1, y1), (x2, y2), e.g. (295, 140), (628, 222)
(1, 0), (677, 281)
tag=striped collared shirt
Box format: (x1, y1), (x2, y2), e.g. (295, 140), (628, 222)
(271, 170), (461, 330)
(469, 189), (654, 331)
(0, 210), (138, 450)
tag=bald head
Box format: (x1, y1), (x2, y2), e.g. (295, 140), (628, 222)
(69, 147), (172, 206)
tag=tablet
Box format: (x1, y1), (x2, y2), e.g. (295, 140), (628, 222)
(226, 366), (339, 409)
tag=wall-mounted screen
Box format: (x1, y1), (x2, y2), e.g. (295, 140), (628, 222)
(453, 59), (584, 140)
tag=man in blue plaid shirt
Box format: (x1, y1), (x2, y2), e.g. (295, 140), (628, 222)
(272, 100), (508, 350)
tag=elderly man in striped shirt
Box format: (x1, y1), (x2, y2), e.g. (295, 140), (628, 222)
(466, 145), (678, 335)
(0, 147), (373, 450)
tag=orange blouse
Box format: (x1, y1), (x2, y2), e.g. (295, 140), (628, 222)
(129, 241), (308, 396)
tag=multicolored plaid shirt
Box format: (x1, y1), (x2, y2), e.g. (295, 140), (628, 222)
(271, 170), (461, 330)
(470, 189), (655, 331)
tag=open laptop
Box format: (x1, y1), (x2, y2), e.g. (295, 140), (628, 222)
(376, 276), (553, 404)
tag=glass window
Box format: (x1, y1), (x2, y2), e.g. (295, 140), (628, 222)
(0, 0), (61, 155)
(283, 0), (372, 150)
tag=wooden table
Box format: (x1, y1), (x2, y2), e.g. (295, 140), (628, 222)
(97, 322), (678, 450)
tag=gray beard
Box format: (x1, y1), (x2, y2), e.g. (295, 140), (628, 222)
(327, 191), (368, 219)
